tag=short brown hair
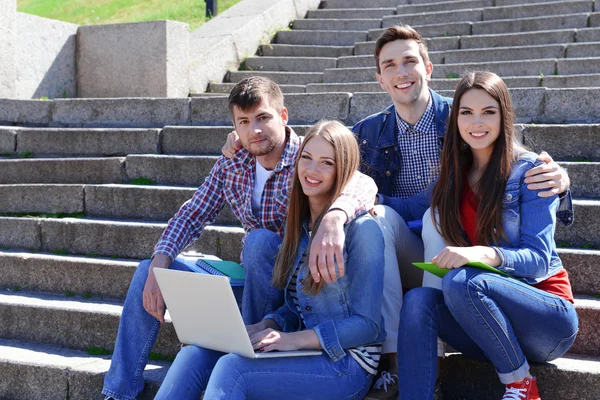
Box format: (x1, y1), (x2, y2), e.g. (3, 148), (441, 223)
(374, 25), (430, 73)
(228, 76), (284, 115)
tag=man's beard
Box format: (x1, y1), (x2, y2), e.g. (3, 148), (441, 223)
(248, 139), (277, 157)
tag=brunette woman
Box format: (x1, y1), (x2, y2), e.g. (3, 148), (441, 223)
(398, 71), (578, 400)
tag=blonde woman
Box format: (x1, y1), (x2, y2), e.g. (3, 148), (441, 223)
(155, 120), (386, 399)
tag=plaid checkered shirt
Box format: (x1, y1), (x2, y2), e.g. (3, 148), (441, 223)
(392, 97), (442, 199)
(154, 127), (376, 260)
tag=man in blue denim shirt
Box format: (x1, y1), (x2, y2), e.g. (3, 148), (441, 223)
(357, 25), (572, 400)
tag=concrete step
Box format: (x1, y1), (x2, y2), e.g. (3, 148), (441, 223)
(384, 1), (594, 27)
(559, 248), (600, 295)
(292, 18), (382, 31)
(0, 158), (124, 184)
(5, 127), (160, 157)
(209, 82), (306, 93)
(274, 29), (368, 46)
(355, 36), (462, 55)
(0, 338), (166, 400)
(483, 0), (594, 21)
(558, 163), (600, 198)
(0, 217), (244, 262)
(306, 8), (396, 19)
(191, 93), (351, 125)
(472, 12), (595, 35)
(85, 184), (238, 225)
(396, 0), (493, 14)
(361, 27), (600, 56)
(320, 0), (404, 8)
(386, 8), (484, 26)
(260, 43), (354, 58)
(0, 251), (138, 300)
(346, 88), (600, 125)
(382, 12), (593, 36)
(440, 353), (600, 400)
(243, 56), (338, 72)
(442, 44), (567, 64)
(556, 199), (600, 248)
(0, 290), (596, 365)
(0, 290), (180, 359)
(227, 70), (323, 85)
(522, 124), (600, 162)
(307, 74), (600, 92)
(460, 27), (600, 49)
(1, 244), (597, 304)
(161, 125), (231, 155)
(0, 184), (84, 215)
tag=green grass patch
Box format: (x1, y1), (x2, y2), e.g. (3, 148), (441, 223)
(53, 249), (70, 255)
(571, 157), (591, 162)
(0, 211), (85, 219)
(87, 346), (111, 356)
(556, 241), (569, 248)
(82, 290), (92, 299)
(86, 253), (99, 258)
(129, 177), (157, 185)
(446, 73), (459, 79)
(18, 0), (243, 31)
(65, 290), (75, 297)
(594, 293), (600, 299)
(149, 352), (175, 362)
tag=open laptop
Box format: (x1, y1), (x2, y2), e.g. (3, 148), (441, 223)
(154, 268), (322, 359)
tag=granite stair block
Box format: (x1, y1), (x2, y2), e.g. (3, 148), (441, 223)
(260, 43), (354, 57)
(0, 158), (124, 184)
(15, 128), (160, 156)
(0, 339), (165, 400)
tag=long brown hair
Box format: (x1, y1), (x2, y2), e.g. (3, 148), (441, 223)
(272, 120), (360, 295)
(431, 71), (515, 246)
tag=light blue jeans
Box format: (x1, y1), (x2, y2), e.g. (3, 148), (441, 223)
(398, 268), (579, 399)
(102, 231), (283, 399)
(154, 345), (372, 400)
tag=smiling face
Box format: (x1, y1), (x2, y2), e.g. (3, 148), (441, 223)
(376, 39), (433, 110)
(297, 135), (337, 205)
(232, 98), (288, 169)
(457, 88), (502, 161)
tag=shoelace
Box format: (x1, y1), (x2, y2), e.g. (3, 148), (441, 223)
(503, 387), (527, 400)
(373, 371), (398, 392)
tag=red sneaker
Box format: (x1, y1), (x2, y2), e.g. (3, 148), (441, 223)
(502, 377), (541, 400)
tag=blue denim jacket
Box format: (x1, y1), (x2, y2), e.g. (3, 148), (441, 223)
(492, 151), (567, 284)
(263, 213), (386, 362)
(352, 89), (452, 222)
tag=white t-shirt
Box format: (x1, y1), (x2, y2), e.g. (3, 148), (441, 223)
(252, 160), (275, 217)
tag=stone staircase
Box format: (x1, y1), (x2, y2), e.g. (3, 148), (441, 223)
(0, 0), (599, 398)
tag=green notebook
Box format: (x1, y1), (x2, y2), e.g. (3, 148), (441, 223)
(412, 261), (512, 279)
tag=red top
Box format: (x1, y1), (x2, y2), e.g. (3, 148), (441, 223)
(459, 182), (574, 303)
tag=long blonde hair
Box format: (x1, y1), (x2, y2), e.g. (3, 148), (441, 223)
(272, 120), (360, 295)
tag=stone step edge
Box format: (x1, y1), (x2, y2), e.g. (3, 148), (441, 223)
(0, 337), (167, 398)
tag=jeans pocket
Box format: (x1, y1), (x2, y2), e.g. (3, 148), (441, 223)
(545, 329), (578, 362)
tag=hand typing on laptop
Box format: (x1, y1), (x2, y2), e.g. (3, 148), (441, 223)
(250, 324), (322, 353)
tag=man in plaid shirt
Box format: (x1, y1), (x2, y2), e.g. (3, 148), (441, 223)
(102, 76), (377, 400)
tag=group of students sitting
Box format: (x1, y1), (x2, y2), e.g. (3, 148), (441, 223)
(101, 25), (579, 400)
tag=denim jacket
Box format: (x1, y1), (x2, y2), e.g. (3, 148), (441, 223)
(263, 213), (386, 362)
(352, 89), (452, 222)
(492, 151), (567, 284)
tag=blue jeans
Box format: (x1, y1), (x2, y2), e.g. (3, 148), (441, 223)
(103, 230), (283, 399)
(398, 268), (578, 400)
(102, 259), (192, 400)
(240, 229), (284, 325)
(154, 345), (372, 400)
